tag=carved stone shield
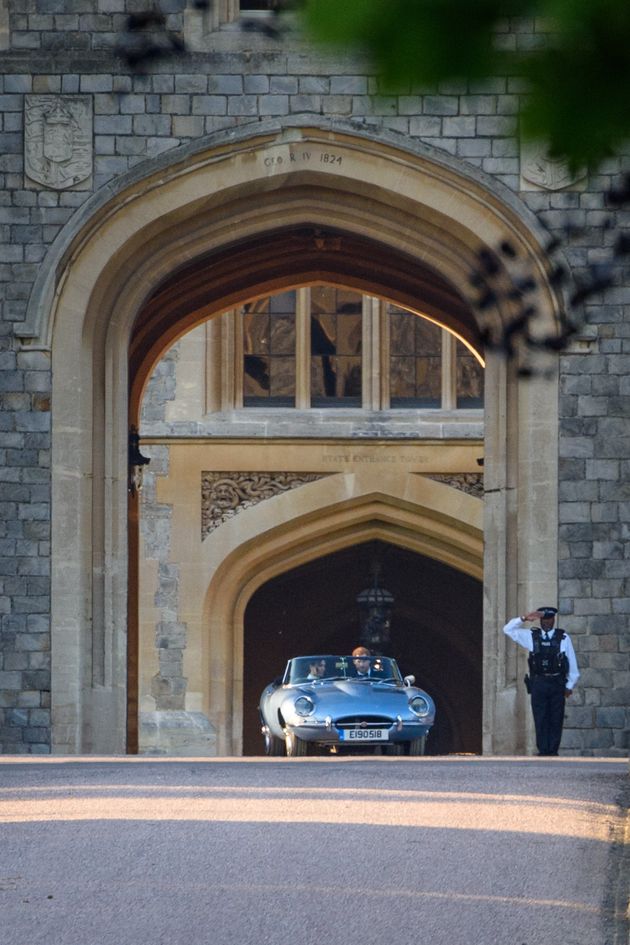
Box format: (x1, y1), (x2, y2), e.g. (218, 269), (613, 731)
(25, 95), (93, 190)
(521, 140), (586, 192)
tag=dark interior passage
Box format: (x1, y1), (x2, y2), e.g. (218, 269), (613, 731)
(243, 541), (482, 755)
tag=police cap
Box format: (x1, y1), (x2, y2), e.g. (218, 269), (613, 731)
(538, 607), (558, 618)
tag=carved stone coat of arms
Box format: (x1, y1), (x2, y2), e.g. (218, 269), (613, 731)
(25, 95), (93, 190)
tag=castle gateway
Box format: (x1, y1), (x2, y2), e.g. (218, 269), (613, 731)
(0, 6), (626, 756)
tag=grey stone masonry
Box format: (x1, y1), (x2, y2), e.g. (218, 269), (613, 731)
(140, 351), (189, 716)
(1, 4), (629, 754)
(0, 340), (51, 753)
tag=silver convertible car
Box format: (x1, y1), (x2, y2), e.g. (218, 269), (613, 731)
(259, 654), (436, 756)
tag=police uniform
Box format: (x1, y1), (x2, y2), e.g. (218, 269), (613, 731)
(503, 608), (580, 756)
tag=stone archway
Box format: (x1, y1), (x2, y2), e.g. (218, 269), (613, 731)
(195, 470), (483, 755)
(25, 118), (561, 753)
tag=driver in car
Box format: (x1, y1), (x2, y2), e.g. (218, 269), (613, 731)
(351, 646), (385, 678)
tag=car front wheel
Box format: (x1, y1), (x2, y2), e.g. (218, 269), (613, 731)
(285, 730), (308, 757)
(407, 735), (427, 756)
(264, 727), (285, 756)
(386, 743), (405, 756)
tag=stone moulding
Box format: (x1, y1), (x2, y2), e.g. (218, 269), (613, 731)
(201, 471), (330, 539)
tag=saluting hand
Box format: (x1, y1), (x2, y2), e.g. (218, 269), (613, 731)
(522, 611), (543, 621)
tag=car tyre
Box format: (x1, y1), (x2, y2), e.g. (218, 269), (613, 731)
(386, 743), (405, 756)
(285, 730), (308, 757)
(264, 727), (285, 756)
(407, 735), (427, 756)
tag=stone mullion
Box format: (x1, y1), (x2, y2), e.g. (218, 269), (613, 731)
(226, 310), (240, 410)
(204, 317), (223, 414)
(441, 330), (456, 410)
(379, 299), (391, 410)
(362, 295), (381, 410)
(295, 286), (310, 409)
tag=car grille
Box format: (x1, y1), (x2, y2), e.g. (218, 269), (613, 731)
(336, 716), (393, 729)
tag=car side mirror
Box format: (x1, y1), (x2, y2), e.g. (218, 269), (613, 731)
(403, 675), (415, 687)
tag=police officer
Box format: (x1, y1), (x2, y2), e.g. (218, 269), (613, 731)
(503, 608), (580, 756)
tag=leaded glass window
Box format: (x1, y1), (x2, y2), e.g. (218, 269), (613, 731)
(456, 342), (484, 408)
(242, 292), (296, 406)
(310, 287), (363, 407)
(389, 304), (442, 407)
(232, 285), (483, 412)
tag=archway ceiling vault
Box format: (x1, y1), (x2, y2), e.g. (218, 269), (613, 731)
(214, 492), (484, 629)
(129, 222), (476, 414)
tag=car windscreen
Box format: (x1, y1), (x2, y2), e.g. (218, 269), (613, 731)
(284, 656), (402, 685)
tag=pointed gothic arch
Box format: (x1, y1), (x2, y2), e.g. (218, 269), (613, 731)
(196, 471), (482, 754)
(29, 118), (560, 753)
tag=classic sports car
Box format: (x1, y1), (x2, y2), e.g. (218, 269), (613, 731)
(259, 654), (435, 756)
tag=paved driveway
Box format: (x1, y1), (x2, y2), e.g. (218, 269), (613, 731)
(0, 756), (628, 945)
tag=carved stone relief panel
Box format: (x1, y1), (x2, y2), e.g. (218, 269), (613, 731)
(201, 472), (330, 539)
(425, 473), (484, 499)
(25, 95), (93, 190)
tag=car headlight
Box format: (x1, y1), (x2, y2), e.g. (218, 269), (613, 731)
(294, 696), (315, 717)
(409, 695), (430, 718)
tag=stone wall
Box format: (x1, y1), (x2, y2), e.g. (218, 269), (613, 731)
(138, 341), (214, 754)
(0, 2), (629, 754)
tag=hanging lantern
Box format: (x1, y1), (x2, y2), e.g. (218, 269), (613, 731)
(356, 563), (394, 653)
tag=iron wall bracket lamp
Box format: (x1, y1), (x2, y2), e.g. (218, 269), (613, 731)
(128, 425), (151, 496)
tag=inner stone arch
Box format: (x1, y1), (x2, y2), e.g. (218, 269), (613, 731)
(242, 539), (483, 756)
(191, 476), (482, 755)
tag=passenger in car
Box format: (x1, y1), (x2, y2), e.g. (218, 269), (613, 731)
(306, 658), (327, 680)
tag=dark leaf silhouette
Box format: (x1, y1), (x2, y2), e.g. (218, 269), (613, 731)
(499, 241), (517, 259)
(477, 248), (500, 276)
(127, 11), (166, 30)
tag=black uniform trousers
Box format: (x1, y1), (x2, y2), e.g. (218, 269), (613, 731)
(530, 674), (566, 756)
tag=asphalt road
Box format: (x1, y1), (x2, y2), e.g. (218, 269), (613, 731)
(0, 756), (628, 945)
